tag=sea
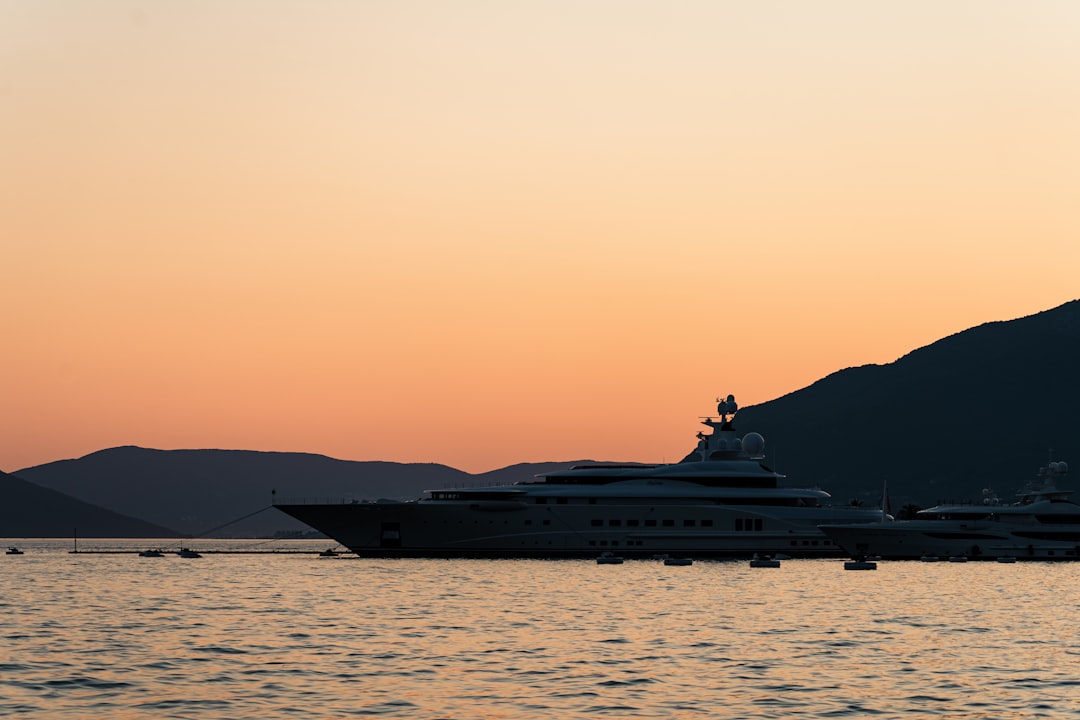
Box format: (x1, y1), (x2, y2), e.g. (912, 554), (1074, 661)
(2, 538), (1077, 719)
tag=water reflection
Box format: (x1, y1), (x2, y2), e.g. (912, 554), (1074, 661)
(1, 540), (1077, 718)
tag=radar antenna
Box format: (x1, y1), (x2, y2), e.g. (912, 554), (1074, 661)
(716, 394), (738, 421)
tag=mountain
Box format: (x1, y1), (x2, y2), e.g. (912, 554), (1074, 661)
(734, 299), (1080, 508)
(0, 469), (175, 538)
(14, 299), (1079, 535)
(16, 449), (579, 537)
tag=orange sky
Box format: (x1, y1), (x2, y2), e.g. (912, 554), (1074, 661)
(3, 1), (1079, 473)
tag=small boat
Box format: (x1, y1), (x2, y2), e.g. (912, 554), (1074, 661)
(663, 556), (693, 566)
(844, 558), (878, 570)
(138, 549), (165, 557)
(318, 547), (340, 557)
(996, 556), (1018, 564)
(948, 555), (968, 563)
(596, 551), (624, 565)
(749, 554), (781, 568)
(177, 548), (202, 558)
(920, 555), (940, 562)
(6, 546), (23, 555)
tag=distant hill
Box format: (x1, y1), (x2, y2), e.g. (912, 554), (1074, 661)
(735, 299), (1080, 508)
(0, 469), (175, 538)
(14, 299), (1079, 535)
(16, 449), (579, 537)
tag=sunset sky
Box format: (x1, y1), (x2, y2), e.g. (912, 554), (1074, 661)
(3, 1), (1079, 474)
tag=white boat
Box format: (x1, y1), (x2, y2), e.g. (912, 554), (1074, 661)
(274, 395), (886, 558)
(821, 459), (1080, 560)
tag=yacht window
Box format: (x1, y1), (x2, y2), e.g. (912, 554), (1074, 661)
(542, 520), (551, 525)
(591, 519), (603, 526)
(556, 497), (568, 504)
(684, 519), (696, 527)
(755, 519), (763, 531)
(609, 519), (621, 527)
(627, 519), (639, 527)
(535, 498), (547, 505)
(702, 519), (713, 527)
(662, 519), (675, 527)
(644, 519), (657, 527)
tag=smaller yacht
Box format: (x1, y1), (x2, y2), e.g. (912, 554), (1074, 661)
(821, 458), (1080, 560)
(6, 546), (23, 555)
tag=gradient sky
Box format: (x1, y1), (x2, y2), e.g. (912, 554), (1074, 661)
(3, 1), (1079, 473)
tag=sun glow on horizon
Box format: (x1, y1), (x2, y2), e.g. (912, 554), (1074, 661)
(3, 1), (1079, 474)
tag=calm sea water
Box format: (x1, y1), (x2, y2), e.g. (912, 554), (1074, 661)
(1, 538), (1077, 719)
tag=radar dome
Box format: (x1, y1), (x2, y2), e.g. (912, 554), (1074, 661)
(742, 432), (765, 456)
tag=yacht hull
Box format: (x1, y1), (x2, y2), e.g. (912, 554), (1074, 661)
(276, 501), (874, 558)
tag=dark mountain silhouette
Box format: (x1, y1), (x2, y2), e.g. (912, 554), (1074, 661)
(14, 299), (1079, 536)
(734, 299), (1080, 509)
(17, 449), (579, 537)
(1, 469), (175, 538)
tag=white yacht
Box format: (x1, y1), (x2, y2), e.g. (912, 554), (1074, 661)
(274, 396), (884, 558)
(821, 459), (1080, 560)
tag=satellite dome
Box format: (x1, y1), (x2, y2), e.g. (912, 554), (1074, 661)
(742, 432), (765, 456)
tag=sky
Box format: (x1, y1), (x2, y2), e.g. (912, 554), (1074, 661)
(3, 1), (1079, 474)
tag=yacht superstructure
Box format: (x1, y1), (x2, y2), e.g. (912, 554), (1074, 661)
(275, 396), (883, 558)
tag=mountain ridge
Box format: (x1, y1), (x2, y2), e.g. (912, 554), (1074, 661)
(13, 298), (1080, 536)
(1, 469), (176, 538)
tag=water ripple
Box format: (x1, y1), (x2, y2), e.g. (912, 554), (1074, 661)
(2, 542), (1079, 719)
